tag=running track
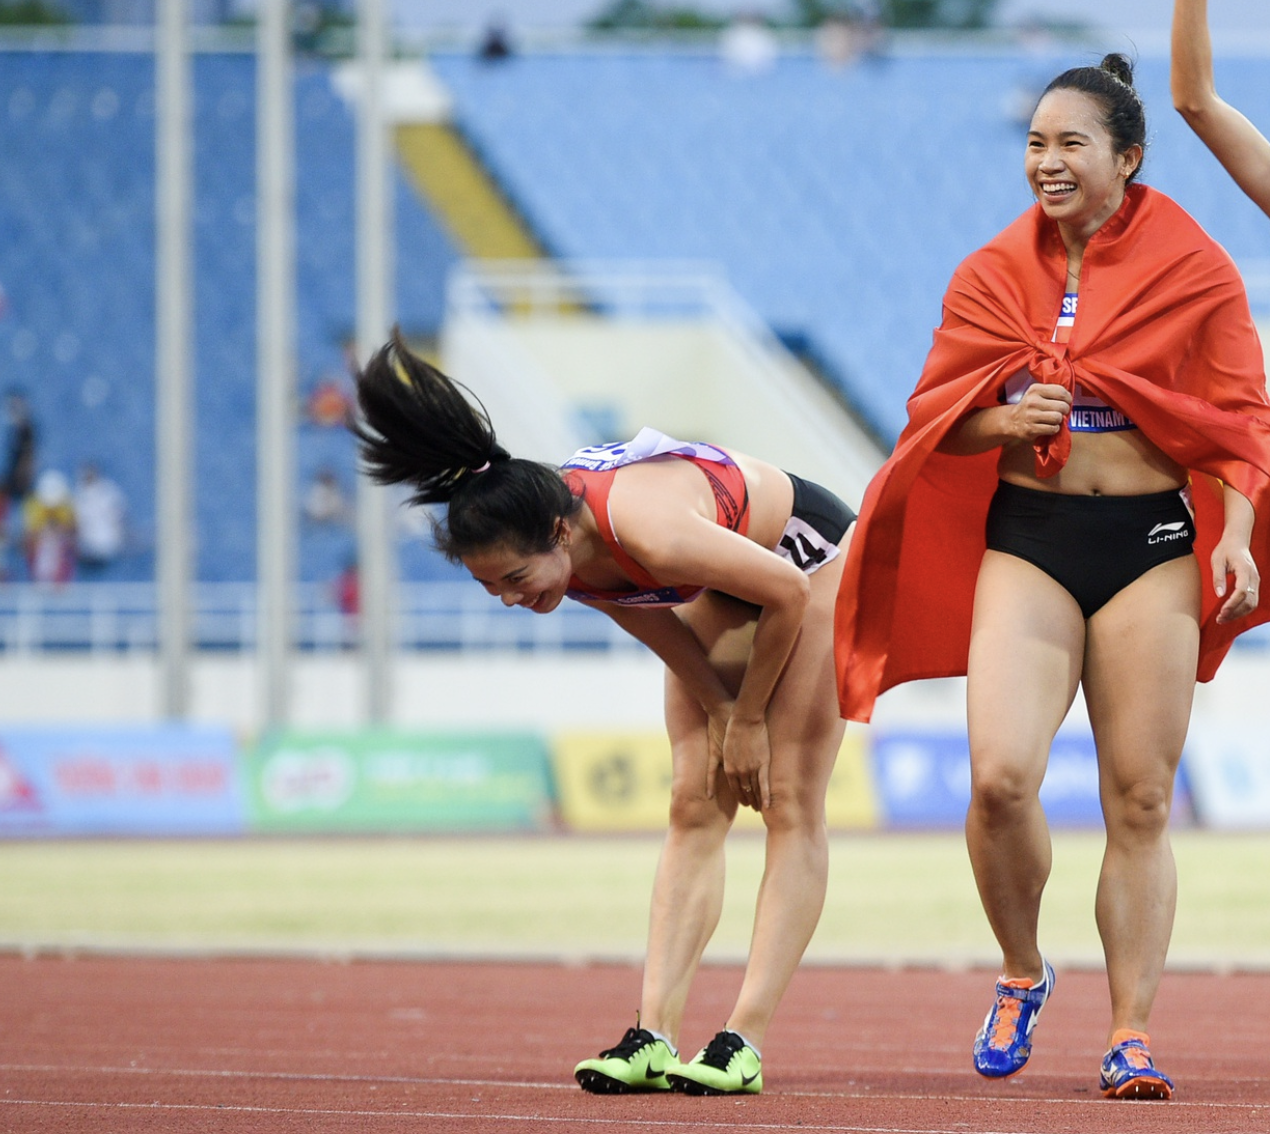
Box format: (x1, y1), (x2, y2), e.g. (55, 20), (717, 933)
(2, 953), (1267, 1132)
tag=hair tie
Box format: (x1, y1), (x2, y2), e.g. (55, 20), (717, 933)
(472, 461), (491, 474)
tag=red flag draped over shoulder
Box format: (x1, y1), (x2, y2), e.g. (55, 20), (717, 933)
(835, 184), (1270, 722)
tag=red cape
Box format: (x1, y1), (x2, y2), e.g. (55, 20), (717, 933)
(835, 184), (1270, 722)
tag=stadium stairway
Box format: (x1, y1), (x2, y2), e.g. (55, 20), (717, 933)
(396, 122), (544, 260)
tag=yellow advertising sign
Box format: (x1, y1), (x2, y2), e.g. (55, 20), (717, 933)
(552, 729), (878, 833)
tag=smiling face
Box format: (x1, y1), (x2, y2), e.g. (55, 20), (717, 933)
(462, 537), (574, 615)
(1026, 88), (1141, 244)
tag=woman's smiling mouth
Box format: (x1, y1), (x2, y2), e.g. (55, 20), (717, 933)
(1039, 179), (1077, 199)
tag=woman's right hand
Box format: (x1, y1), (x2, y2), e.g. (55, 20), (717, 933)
(939, 384), (1074, 456)
(1006, 383), (1072, 441)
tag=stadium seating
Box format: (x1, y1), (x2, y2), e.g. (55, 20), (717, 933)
(2, 43), (1267, 591)
(430, 48), (1270, 443)
(0, 49), (459, 586)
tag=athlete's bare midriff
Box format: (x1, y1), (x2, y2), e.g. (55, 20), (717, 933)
(998, 427), (1188, 496)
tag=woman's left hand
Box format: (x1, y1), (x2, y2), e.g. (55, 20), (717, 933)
(1213, 538), (1260, 623)
(723, 716), (772, 811)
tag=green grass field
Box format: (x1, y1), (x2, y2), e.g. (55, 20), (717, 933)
(1, 831), (1267, 968)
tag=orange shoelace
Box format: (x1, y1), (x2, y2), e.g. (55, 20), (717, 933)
(1120, 1045), (1151, 1069)
(1109, 1030), (1154, 1070)
(987, 986), (1028, 1049)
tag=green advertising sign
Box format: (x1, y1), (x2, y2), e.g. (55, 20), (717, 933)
(246, 731), (555, 833)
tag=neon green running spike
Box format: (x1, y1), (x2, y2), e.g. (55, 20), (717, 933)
(668, 1030), (763, 1095)
(574, 1026), (678, 1093)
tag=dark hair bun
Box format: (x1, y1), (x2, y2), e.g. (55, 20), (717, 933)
(1100, 52), (1135, 88)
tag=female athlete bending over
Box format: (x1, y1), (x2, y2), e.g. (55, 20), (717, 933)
(354, 333), (856, 1096)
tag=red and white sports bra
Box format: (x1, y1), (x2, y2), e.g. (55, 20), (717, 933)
(560, 428), (750, 608)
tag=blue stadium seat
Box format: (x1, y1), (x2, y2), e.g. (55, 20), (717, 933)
(430, 49), (1270, 444)
(3, 46), (1267, 588)
(0, 50), (460, 585)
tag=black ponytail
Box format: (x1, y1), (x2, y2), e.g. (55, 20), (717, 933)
(351, 331), (581, 560)
(1041, 52), (1147, 182)
(352, 329), (504, 505)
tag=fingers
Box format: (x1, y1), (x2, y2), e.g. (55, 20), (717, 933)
(1216, 581), (1259, 624)
(1030, 382), (1072, 402)
(1015, 386), (1071, 438)
(1214, 563), (1259, 624)
(705, 757), (718, 801)
(1025, 385), (1072, 414)
(730, 774), (764, 811)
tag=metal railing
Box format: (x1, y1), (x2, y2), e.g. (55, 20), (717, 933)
(0, 582), (639, 654)
(3, 579), (1266, 655)
(447, 258), (746, 322)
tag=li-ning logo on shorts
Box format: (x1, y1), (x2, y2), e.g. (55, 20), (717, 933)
(1147, 521), (1189, 545)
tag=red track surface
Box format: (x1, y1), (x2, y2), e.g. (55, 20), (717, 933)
(1, 953), (1267, 1132)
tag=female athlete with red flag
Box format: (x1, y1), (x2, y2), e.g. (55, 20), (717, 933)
(836, 53), (1270, 1099)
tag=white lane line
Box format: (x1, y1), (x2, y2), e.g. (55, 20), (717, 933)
(1, 1065), (1268, 1113)
(0, 1098), (1201, 1134)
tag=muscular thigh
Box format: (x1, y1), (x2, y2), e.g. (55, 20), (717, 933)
(1083, 555), (1199, 789)
(967, 551), (1086, 788)
(764, 548), (847, 799)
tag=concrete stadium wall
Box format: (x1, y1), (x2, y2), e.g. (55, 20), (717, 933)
(0, 651), (664, 736)
(2, 646), (1267, 737)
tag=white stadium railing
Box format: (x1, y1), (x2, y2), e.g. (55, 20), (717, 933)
(1, 580), (1265, 654)
(0, 582), (639, 654)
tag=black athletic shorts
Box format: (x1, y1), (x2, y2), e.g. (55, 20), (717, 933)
(984, 479), (1195, 619)
(776, 472), (857, 575)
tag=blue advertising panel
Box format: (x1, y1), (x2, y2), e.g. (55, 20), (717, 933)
(872, 728), (1106, 828)
(0, 726), (246, 837)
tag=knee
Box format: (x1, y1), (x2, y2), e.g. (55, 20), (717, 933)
(758, 784), (824, 839)
(667, 781), (732, 835)
(1105, 777), (1172, 837)
(970, 758), (1041, 823)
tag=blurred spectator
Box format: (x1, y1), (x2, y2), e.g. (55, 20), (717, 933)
(335, 557), (359, 616)
(816, 5), (884, 70)
(478, 15), (514, 62)
(334, 556), (359, 647)
(1, 389), (37, 577)
(720, 12), (778, 76)
(23, 469), (76, 586)
(305, 373), (354, 428)
(73, 462), (127, 575)
(3, 389), (36, 506)
(816, 12), (857, 68)
(303, 466), (350, 526)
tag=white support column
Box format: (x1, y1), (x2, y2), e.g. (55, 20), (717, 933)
(156, 0), (194, 719)
(355, 0), (396, 724)
(257, 0), (297, 729)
